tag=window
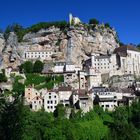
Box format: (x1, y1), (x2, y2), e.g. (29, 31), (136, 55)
(49, 96), (51, 99)
(34, 101), (36, 103)
(47, 101), (49, 104)
(54, 95), (56, 98)
(51, 106), (53, 109)
(106, 105), (109, 108)
(51, 101), (53, 104)
(55, 100), (57, 104)
(48, 106), (50, 109)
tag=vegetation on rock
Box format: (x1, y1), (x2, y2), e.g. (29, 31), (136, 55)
(4, 21), (67, 42)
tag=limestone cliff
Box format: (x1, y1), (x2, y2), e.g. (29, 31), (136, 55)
(0, 23), (120, 68)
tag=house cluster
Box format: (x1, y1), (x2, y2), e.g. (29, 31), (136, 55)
(24, 85), (93, 113)
(22, 44), (140, 113)
(24, 84), (136, 112)
(2, 41), (140, 113)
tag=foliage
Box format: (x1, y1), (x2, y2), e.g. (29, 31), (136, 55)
(107, 106), (140, 140)
(137, 44), (140, 51)
(24, 74), (64, 90)
(55, 39), (62, 46)
(105, 23), (111, 28)
(4, 21), (67, 42)
(25, 73), (46, 86)
(4, 23), (23, 41)
(53, 104), (66, 119)
(93, 95), (100, 105)
(0, 95), (24, 140)
(12, 78), (25, 96)
(20, 61), (33, 73)
(0, 70), (7, 83)
(1, 93), (140, 140)
(89, 18), (99, 25)
(28, 21), (67, 32)
(33, 60), (44, 73)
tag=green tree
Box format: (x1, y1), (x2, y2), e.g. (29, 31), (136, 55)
(20, 61), (33, 73)
(33, 60), (44, 73)
(105, 23), (111, 28)
(54, 104), (66, 119)
(12, 81), (25, 96)
(93, 95), (100, 105)
(89, 18), (99, 25)
(130, 99), (140, 129)
(108, 106), (140, 140)
(4, 23), (23, 41)
(137, 44), (140, 51)
(0, 95), (24, 140)
(0, 69), (7, 83)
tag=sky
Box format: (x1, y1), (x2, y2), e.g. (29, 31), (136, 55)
(0, 0), (140, 44)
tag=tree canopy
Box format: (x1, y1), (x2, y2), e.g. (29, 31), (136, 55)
(89, 18), (99, 25)
(33, 60), (44, 73)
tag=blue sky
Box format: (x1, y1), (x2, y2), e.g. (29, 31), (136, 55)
(0, 0), (140, 44)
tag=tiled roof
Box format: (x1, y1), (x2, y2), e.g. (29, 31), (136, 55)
(32, 96), (43, 101)
(114, 45), (139, 55)
(58, 86), (72, 91)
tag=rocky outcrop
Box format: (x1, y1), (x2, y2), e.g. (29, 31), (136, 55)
(2, 32), (21, 68)
(0, 23), (119, 68)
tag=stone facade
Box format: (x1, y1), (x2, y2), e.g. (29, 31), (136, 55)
(44, 91), (59, 112)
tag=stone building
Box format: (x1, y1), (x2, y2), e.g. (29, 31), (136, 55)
(24, 85), (41, 104)
(114, 45), (140, 75)
(44, 91), (59, 112)
(31, 96), (43, 111)
(85, 45), (140, 78)
(25, 50), (53, 61)
(58, 86), (72, 106)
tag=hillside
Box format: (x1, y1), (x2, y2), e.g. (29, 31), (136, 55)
(0, 21), (120, 68)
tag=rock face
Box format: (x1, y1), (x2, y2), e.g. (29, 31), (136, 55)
(67, 24), (119, 64)
(0, 23), (119, 68)
(2, 32), (21, 68)
(0, 34), (5, 66)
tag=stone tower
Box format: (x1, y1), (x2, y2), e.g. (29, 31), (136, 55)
(69, 13), (73, 26)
